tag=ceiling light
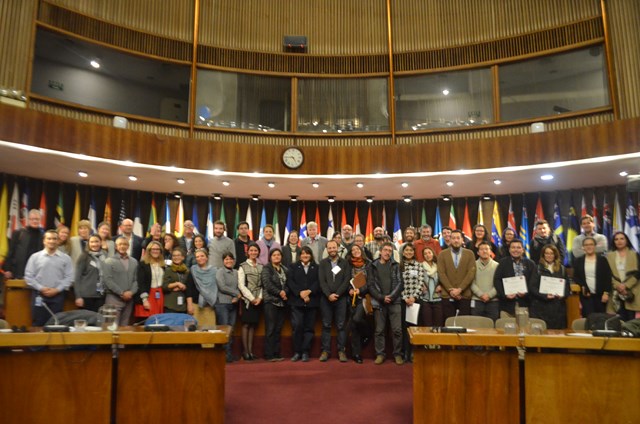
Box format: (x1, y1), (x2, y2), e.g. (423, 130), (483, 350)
(403, 196), (412, 203)
(482, 193), (492, 200)
(620, 171), (629, 177)
(90, 59), (100, 69)
(442, 194), (451, 202)
(177, 178), (185, 184)
(366, 196), (374, 203)
(78, 171), (88, 178)
(267, 182), (275, 188)
(222, 181), (230, 186)
(173, 192), (182, 199)
(401, 182), (409, 188)
(540, 174), (554, 181)
(290, 196), (298, 202)
(442, 89), (450, 96)
(312, 182), (320, 188)
(493, 179), (502, 185)
(128, 175), (138, 181)
(446, 181), (454, 187)
(356, 183), (364, 188)
(327, 196), (335, 203)
(212, 193), (222, 200)
(251, 194), (260, 201)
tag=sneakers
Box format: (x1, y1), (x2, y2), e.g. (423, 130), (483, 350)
(319, 351), (329, 362)
(338, 351), (348, 363)
(395, 355), (405, 365)
(291, 353), (301, 362)
(301, 353), (310, 362)
(374, 355), (385, 365)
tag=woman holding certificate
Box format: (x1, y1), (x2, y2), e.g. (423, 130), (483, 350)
(530, 245), (569, 329)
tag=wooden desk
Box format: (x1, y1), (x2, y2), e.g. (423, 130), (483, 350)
(409, 327), (521, 424)
(0, 328), (230, 424)
(524, 333), (640, 424)
(3, 279), (77, 327)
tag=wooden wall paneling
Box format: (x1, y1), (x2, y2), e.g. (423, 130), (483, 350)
(0, 0), (37, 92)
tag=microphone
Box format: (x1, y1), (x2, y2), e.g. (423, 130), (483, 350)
(441, 308), (467, 333)
(593, 314), (621, 337)
(41, 301), (70, 332)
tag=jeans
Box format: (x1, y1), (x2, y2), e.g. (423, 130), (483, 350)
(31, 290), (65, 326)
(215, 303), (238, 357)
(472, 300), (500, 322)
(320, 296), (348, 353)
(373, 303), (402, 357)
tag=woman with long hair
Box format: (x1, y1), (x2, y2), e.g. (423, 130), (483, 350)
(606, 231), (640, 320)
(346, 243), (371, 364)
(162, 247), (192, 314)
(187, 248), (218, 328)
(74, 234), (107, 312)
(465, 224), (497, 259)
(420, 246), (443, 327)
(238, 242), (263, 361)
(530, 245), (569, 329)
(134, 240), (165, 318)
(56, 225), (71, 255)
(400, 243), (424, 362)
(216, 252), (241, 362)
(261, 248), (289, 361)
(162, 233), (179, 264)
(497, 228), (517, 260)
(186, 234), (207, 268)
(573, 236), (611, 317)
(97, 221), (115, 257)
(282, 230), (301, 268)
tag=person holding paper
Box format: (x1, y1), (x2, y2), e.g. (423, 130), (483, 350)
(494, 239), (536, 318)
(346, 244), (372, 364)
(471, 242), (500, 322)
(573, 236), (611, 317)
(419, 246), (443, 326)
(437, 230), (476, 320)
(400, 244), (424, 363)
(530, 245), (569, 329)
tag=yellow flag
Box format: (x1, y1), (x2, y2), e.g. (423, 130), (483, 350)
(0, 182), (9, 264)
(70, 190), (81, 237)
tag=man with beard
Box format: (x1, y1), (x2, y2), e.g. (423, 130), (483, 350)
(530, 220), (566, 264)
(208, 220), (235, 268)
(414, 224), (442, 262)
(341, 225), (355, 253)
(366, 227), (399, 262)
(437, 229), (476, 319)
(234, 221), (251, 268)
(494, 239), (536, 318)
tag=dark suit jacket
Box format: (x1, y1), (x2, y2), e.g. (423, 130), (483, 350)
(436, 247), (476, 299)
(282, 245), (302, 268)
(287, 261), (320, 308)
(493, 256), (536, 315)
(572, 255), (612, 298)
(318, 256), (350, 298)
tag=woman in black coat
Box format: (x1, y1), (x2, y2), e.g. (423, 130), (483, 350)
(572, 236), (612, 317)
(530, 245), (570, 329)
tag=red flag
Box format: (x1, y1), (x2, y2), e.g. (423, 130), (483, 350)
(535, 195), (545, 222)
(341, 204), (347, 229)
(448, 203), (457, 230)
(39, 190), (47, 228)
(365, 205), (374, 243)
(581, 195), (588, 217)
(104, 192), (112, 227)
(507, 197), (517, 231)
(592, 192), (599, 232)
(462, 201), (472, 239)
(315, 204), (321, 232)
(354, 205), (361, 235)
(299, 207), (307, 240)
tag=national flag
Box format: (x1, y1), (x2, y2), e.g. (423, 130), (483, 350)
(273, 202), (281, 244)
(393, 205), (402, 248)
(602, 194), (612, 242)
(70, 189), (81, 237)
(234, 201), (240, 238)
(421, 203), (427, 226)
(491, 200), (503, 248)
(258, 204), (267, 240)
(477, 198), (484, 225)
(174, 197), (184, 237)
(341, 204), (347, 229)
(55, 186), (64, 228)
(146, 196), (157, 237)
(520, 200), (531, 258)
(553, 200), (565, 246)
(103, 192), (112, 227)
(8, 182), (21, 238)
(462, 200), (472, 239)
(299, 206), (307, 240)
(284, 205), (293, 245)
(117, 196), (127, 233)
(448, 203), (457, 230)
(245, 203), (254, 240)
(581, 195), (588, 218)
(365, 205), (374, 243)
(535, 195), (545, 223)
(381, 203), (387, 234)
(353, 205), (361, 235)
(206, 200), (214, 242)
(566, 206), (580, 265)
(434, 202), (444, 247)
(326, 205), (335, 240)
(39, 189), (47, 229)
(191, 198), (200, 235)
(88, 191), (97, 233)
(315, 204), (321, 233)
(507, 197), (517, 231)
(624, 196), (640, 251)
(592, 192), (599, 233)
(0, 182), (9, 263)
(163, 196), (171, 235)
(613, 192), (623, 233)
(20, 184), (29, 228)
(133, 199), (144, 238)
(220, 201), (227, 237)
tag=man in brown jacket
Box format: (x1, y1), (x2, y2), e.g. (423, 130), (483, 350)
(437, 229), (476, 320)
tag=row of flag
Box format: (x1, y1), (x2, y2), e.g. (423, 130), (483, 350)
(2, 180), (640, 265)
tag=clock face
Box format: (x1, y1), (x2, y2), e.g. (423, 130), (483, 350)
(282, 147), (304, 169)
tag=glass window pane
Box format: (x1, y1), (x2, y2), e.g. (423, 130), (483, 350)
(31, 29), (191, 122)
(499, 46), (610, 121)
(196, 70), (291, 131)
(297, 78), (389, 133)
(395, 69), (493, 131)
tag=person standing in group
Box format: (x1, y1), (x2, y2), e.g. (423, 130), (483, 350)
(97, 221), (115, 258)
(134, 240), (165, 319)
(188, 248), (218, 328)
(287, 246), (320, 362)
(4, 209), (44, 280)
(368, 242), (404, 365)
(261, 248), (289, 362)
(209, 220), (236, 269)
(341, 225), (355, 253)
(162, 234), (179, 263)
(116, 218), (144, 261)
(318, 240), (350, 362)
(162, 247), (192, 314)
(69, 219), (92, 266)
(420, 246), (443, 327)
(573, 237), (611, 317)
(530, 245), (570, 329)
(530, 220), (566, 265)
(282, 230), (301, 268)
(606, 231), (640, 320)
(346, 244), (372, 364)
(571, 215), (608, 261)
(103, 237), (138, 326)
(496, 228), (517, 260)
(414, 224), (441, 262)
(256, 224), (281, 266)
(56, 225), (71, 256)
(437, 230), (476, 320)
(494, 239), (536, 318)
(465, 224), (497, 259)
(185, 234), (207, 268)
(141, 222), (162, 253)
(399, 243), (424, 363)
(216, 252), (241, 363)
(300, 221), (327, 264)
(234, 221), (251, 269)
(471, 241), (500, 322)
(178, 220), (197, 257)
(24, 230), (73, 326)
(74, 234), (107, 312)
(238, 242), (263, 361)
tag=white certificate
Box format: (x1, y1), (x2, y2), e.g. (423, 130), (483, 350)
(405, 303), (420, 325)
(539, 276), (566, 296)
(502, 276), (528, 296)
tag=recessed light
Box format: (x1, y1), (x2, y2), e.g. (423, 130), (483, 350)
(403, 196), (412, 203)
(327, 196), (335, 203)
(212, 193), (222, 200)
(128, 175), (138, 181)
(482, 193), (492, 200)
(356, 183), (364, 188)
(493, 179), (502, 185)
(366, 196), (374, 203)
(173, 192), (182, 199)
(222, 181), (230, 186)
(312, 183), (320, 188)
(78, 171), (88, 178)
(290, 195), (298, 202)
(620, 171), (629, 177)
(90, 59), (100, 69)
(540, 174), (554, 181)
(401, 182), (409, 188)
(442, 194), (451, 202)
(442, 89), (450, 96)
(446, 181), (454, 187)
(177, 178), (185, 184)
(268, 182), (276, 188)
(251, 194), (260, 201)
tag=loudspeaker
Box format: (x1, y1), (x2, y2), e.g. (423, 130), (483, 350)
(283, 35), (307, 53)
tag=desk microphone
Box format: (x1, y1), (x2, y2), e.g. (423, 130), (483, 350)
(441, 309), (467, 333)
(41, 301), (70, 332)
(593, 315), (621, 337)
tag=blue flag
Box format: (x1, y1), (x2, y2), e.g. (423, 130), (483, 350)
(553, 200), (568, 265)
(283, 206), (293, 244)
(624, 196), (640, 251)
(392, 205), (402, 248)
(206, 200), (213, 242)
(520, 200), (530, 258)
(191, 198), (200, 234)
(602, 194), (612, 243)
(258, 205), (267, 240)
(434, 202), (443, 247)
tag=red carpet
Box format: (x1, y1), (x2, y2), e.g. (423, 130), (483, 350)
(225, 359), (413, 423)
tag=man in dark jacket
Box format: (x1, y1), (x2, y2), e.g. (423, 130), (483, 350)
(368, 242), (404, 365)
(494, 239), (537, 317)
(4, 209), (44, 279)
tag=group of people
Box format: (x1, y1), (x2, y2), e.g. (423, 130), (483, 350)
(3, 209), (639, 364)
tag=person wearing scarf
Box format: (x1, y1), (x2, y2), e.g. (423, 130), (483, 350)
(346, 244), (371, 364)
(162, 247), (193, 314)
(420, 246), (443, 327)
(74, 234), (107, 312)
(187, 248), (218, 328)
(256, 224), (281, 266)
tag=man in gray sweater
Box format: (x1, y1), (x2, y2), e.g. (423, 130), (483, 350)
(208, 220), (236, 268)
(103, 237), (138, 326)
(471, 241), (499, 321)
